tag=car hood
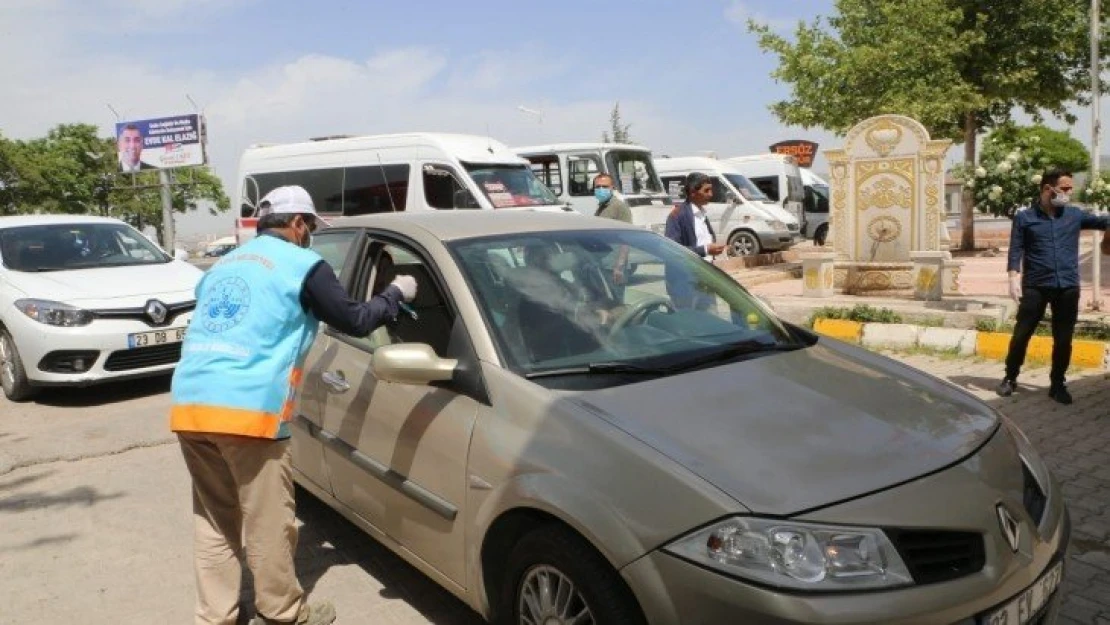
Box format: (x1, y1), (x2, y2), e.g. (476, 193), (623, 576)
(565, 340), (998, 515)
(5, 261), (201, 305)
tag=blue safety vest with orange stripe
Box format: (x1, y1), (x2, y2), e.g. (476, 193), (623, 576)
(170, 234), (322, 440)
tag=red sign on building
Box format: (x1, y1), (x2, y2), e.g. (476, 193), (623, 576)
(769, 140), (819, 168)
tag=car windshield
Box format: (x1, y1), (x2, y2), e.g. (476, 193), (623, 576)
(811, 184), (830, 200)
(605, 150), (664, 195)
(463, 163), (560, 208)
(723, 174), (770, 202)
(449, 229), (801, 383)
(0, 222), (170, 272)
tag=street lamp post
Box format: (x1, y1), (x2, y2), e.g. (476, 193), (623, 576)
(1092, 0), (1103, 311)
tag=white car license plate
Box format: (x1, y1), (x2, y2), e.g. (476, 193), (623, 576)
(986, 561), (1063, 625)
(128, 327), (187, 349)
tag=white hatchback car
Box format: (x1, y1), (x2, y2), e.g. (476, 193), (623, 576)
(0, 215), (202, 401)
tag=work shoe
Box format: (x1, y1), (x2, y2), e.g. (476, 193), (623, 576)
(995, 378), (1017, 397)
(249, 601), (336, 625)
(1049, 385), (1073, 405)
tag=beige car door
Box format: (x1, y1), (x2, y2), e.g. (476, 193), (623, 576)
(314, 239), (482, 587)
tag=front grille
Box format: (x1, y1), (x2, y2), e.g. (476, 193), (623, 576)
(1022, 462), (1047, 525)
(103, 343), (182, 371)
(885, 529), (985, 585)
(92, 301), (195, 328)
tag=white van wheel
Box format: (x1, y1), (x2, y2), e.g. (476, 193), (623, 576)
(727, 231), (761, 257)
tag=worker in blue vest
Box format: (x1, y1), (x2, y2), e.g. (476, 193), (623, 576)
(170, 185), (416, 625)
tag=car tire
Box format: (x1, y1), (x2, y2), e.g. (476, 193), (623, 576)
(814, 223), (829, 247)
(497, 525), (645, 625)
(0, 328), (36, 402)
(727, 230), (761, 257)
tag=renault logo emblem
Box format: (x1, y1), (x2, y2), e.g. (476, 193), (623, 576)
(145, 299), (168, 325)
(997, 505), (1021, 553)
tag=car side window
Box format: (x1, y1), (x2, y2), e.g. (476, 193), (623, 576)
(356, 243), (454, 355)
(310, 230), (360, 280)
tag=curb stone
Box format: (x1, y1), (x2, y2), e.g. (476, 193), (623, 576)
(812, 318), (1109, 370)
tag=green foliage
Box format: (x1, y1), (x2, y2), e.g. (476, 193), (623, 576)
(955, 128), (1048, 217)
(987, 124), (1089, 173)
(808, 304), (902, 326)
(601, 102), (633, 144)
(748, 0), (1095, 142)
(974, 318), (999, 333)
(1078, 171), (1110, 210)
(0, 123), (229, 243)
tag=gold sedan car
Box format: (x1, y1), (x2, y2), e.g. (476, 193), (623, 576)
(293, 210), (1067, 625)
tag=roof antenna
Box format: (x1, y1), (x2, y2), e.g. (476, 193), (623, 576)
(486, 123), (494, 154)
(377, 152), (398, 212)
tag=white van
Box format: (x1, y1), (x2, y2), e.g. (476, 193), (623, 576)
(234, 133), (567, 243)
(512, 143), (674, 232)
(727, 154), (807, 233)
(654, 156), (798, 256)
(799, 168), (831, 245)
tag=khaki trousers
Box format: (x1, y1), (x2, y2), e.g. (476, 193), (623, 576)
(178, 432), (303, 625)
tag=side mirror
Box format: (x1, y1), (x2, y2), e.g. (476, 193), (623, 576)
(726, 192), (740, 205)
(240, 204), (254, 218)
(372, 343), (457, 385)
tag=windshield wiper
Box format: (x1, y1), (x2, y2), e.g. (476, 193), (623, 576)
(523, 341), (804, 380)
(660, 340), (804, 373)
(524, 362), (672, 380)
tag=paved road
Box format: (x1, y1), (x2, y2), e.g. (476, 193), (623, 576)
(1, 355), (1108, 624)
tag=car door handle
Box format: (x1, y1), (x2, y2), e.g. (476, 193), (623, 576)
(321, 370), (350, 393)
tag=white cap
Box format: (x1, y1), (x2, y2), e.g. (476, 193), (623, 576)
(258, 185), (317, 217)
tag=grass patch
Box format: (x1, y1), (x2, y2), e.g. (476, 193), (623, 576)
(879, 345), (974, 361)
(808, 304), (902, 328)
(975, 317), (1110, 342)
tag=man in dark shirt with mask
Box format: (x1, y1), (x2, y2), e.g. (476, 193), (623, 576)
(996, 169), (1110, 404)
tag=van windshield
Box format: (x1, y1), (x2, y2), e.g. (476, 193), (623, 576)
(723, 174), (770, 202)
(605, 150), (664, 195)
(463, 163), (560, 208)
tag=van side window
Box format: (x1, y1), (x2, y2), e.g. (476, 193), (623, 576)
(344, 164), (410, 215)
(661, 177), (686, 200)
(423, 164), (479, 210)
(246, 165), (409, 217)
(251, 168), (346, 214)
(566, 155), (602, 197)
(527, 155), (562, 196)
(711, 178), (730, 204)
(750, 176), (779, 202)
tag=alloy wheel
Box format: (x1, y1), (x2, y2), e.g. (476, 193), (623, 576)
(517, 565), (594, 625)
(0, 333), (14, 390)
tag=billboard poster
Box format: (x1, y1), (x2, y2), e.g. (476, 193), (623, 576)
(769, 139), (819, 168)
(115, 114), (205, 173)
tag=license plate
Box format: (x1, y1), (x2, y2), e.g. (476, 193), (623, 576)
(127, 327), (187, 349)
(985, 561), (1063, 625)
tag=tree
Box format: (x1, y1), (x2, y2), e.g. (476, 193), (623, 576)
(0, 123), (229, 244)
(985, 124), (1089, 174)
(749, 0), (1098, 250)
(958, 131), (1047, 217)
(601, 101), (633, 144)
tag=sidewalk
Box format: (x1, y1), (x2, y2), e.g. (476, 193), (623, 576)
(738, 240), (1110, 326)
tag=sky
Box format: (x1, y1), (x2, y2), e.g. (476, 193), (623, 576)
(0, 0), (1101, 237)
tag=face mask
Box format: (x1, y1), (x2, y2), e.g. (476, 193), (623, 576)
(1050, 190), (1069, 208)
(594, 187), (613, 203)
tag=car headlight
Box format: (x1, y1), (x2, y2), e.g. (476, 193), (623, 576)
(664, 517), (913, 591)
(1001, 417), (1051, 498)
(14, 299), (94, 327)
(767, 220), (786, 230)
